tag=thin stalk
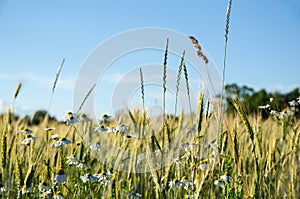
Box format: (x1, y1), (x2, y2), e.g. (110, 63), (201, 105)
(218, 0), (233, 151)
(174, 51), (185, 116)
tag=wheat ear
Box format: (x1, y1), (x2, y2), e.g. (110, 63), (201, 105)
(76, 83), (96, 114)
(174, 51), (185, 116)
(12, 82), (22, 115)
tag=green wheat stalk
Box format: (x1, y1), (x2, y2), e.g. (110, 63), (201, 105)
(1, 125), (7, 182)
(183, 63), (194, 124)
(24, 163), (35, 190)
(139, 67), (146, 137)
(162, 38), (169, 149)
(174, 51), (185, 116)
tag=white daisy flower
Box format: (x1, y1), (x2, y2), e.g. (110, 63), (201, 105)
(115, 125), (129, 134)
(66, 156), (80, 166)
(21, 134), (37, 145)
(214, 180), (225, 189)
(38, 181), (52, 198)
(289, 100), (299, 107)
(78, 113), (91, 122)
(220, 174), (233, 183)
(95, 125), (110, 133)
(0, 184), (6, 194)
(50, 137), (71, 148)
(65, 115), (77, 125)
(21, 185), (32, 194)
(199, 159), (210, 170)
(63, 111), (74, 121)
(77, 161), (88, 169)
(50, 134), (60, 140)
(95, 171), (113, 185)
(270, 110), (277, 116)
(180, 176), (189, 185)
(98, 114), (112, 124)
(168, 178), (182, 189)
(258, 104), (271, 109)
(38, 181), (51, 192)
(278, 111), (287, 120)
(53, 169), (67, 185)
(18, 128), (32, 134)
(80, 174), (99, 183)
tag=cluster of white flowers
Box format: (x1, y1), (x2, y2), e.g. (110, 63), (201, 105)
(168, 176), (190, 189)
(66, 156), (88, 169)
(214, 173), (233, 189)
(18, 128), (38, 146)
(94, 114), (133, 139)
(80, 171), (113, 185)
(38, 181), (52, 198)
(21, 134), (37, 146)
(50, 134), (71, 148)
(0, 184), (6, 195)
(63, 112), (92, 125)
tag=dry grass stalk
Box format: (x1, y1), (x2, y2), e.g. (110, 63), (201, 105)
(162, 38), (169, 119)
(139, 67), (145, 112)
(139, 67), (146, 137)
(174, 51), (185, 116)
(162, 38), (169, 157)
(189, 36), (208, 64)
(12, 82), (22, 115)
(183, 63), (194, 124)
(52, 58), (65, 93)
(76, 83), (96, 114)
(225, 0), (232, 42)
(197, 91), (204, 133)
(13, 82), (22, 100)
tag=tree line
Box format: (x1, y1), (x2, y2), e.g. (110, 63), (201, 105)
(225, 83), (300, 118)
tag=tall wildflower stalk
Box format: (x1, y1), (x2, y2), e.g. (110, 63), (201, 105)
(218, 0), (233, 151)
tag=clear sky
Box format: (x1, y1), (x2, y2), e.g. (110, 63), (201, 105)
(0, 0), (299, 118)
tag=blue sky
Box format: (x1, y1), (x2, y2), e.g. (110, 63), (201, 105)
(0, 0), (299, 118)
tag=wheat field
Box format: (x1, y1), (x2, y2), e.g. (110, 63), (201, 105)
(1, 0), (300, 198)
